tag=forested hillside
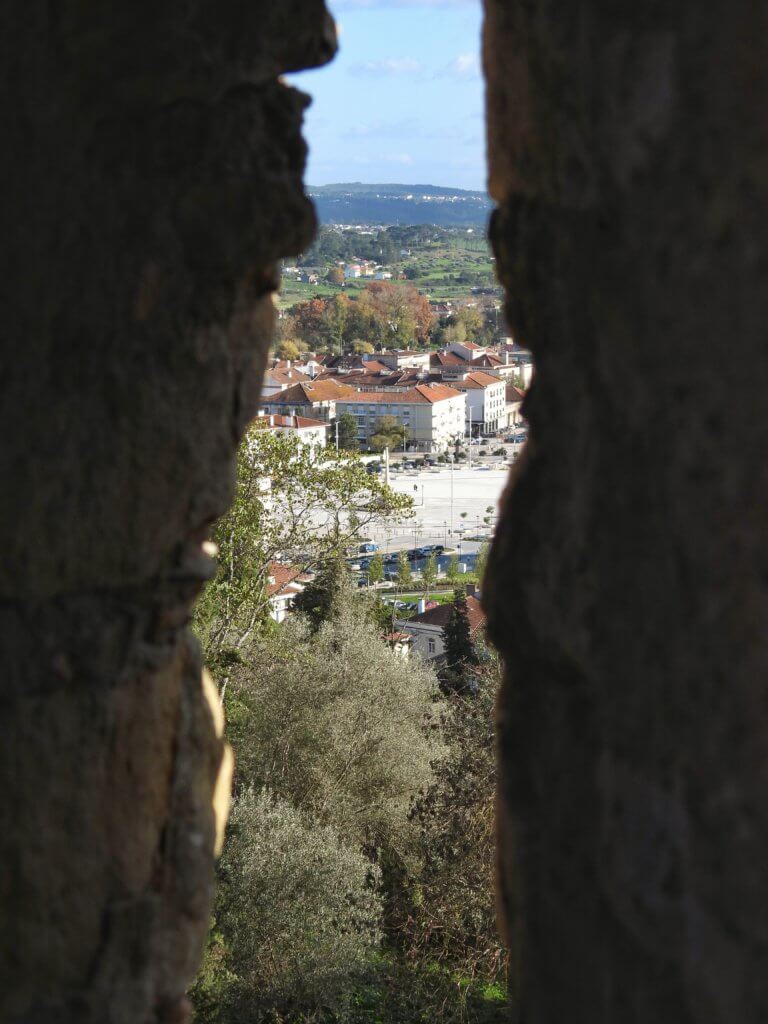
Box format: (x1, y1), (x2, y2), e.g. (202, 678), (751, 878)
(309, 183), (491, 227)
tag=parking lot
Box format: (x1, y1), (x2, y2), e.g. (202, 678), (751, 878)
(368, 461), (515, 555)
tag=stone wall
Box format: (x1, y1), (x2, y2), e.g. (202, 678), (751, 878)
(0, 4), (334, 1021)
(482, 2), (768, 1021)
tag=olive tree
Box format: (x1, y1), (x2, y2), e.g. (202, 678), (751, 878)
(226, 605), (446, 853)
(198, 789), (382, 1022)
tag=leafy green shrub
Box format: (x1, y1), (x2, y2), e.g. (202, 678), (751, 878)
(227, 607), (446, 854)
(400, 663), (506, 988)
(194, 789), (381, 1023)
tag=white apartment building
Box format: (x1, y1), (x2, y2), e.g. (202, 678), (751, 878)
(452, 371), (507, 435)
(336, 383), (466, 452)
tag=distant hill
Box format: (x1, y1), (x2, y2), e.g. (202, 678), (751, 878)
(308, 183), (491, 228)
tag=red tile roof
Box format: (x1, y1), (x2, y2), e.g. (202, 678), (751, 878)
(265, 562), (311, 597)
(506, 384), (526, 402)
(472, 354), (503, 367)
(338, 383), (463, 405)
(264, 380), (360, 405)
(254, 414), (328, 430)
(431, 352), (468, 367)
(406, 595), (486, 632)
(264, 368), (310, 386)
(452, 371), (505, 390)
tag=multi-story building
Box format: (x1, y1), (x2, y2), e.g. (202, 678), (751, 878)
(451, 371), (507, 436)
(258, 379), (359, 422)
(336, 383), (466, 452)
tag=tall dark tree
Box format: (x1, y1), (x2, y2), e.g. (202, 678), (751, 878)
(336, 412), (359, 451)
(441, 587), (480, 692)
(293, 551), (352, 631)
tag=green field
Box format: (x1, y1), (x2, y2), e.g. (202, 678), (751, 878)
(278, 233), (500, 310)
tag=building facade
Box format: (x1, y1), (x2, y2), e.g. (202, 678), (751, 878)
(258, 379), (359, 422)
(336, 383), (466, 452)
(452, 371), (507, 435)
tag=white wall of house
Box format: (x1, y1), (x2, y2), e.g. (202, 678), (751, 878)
(261, 379), (285, 397)
(448, 341), (487, 361)
(378, 351), (431, 371)
(259, 398), (338, 421)
(269, 593), (294, 623)
(272, 423), (327, 454)
(458, 380), (506, 434)
(395, 621), (444, 660)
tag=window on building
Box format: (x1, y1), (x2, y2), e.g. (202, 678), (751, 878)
(428, 638), (436, 654)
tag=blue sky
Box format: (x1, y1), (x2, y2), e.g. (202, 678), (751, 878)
(287, 0), (485, 191)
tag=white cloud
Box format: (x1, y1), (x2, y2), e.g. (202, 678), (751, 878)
(349, 57), (423, 76)
(438, 51), (481, 78)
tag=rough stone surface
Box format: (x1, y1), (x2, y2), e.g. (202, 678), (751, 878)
(482, 2), (768, 1022)
(0, 4), (333, 1021)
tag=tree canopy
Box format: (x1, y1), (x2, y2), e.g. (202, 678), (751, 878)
(336, 411), (360, 451)
(194, 429), (412, 669)
(370, 415), (409, 453)
(288, 281), (435, 352)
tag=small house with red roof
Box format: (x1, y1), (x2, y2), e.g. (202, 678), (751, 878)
(265, 563), (314, 623)
(396, 588), (486, 662)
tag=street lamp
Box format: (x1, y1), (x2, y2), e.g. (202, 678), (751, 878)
(448, 452), (454, 539)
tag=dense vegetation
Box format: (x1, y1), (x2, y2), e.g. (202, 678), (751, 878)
(279, 225), (500, 312)
(191, 434), (507, 1023)
(275, 281), (499, 357)
(307, 183), (491, 229)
